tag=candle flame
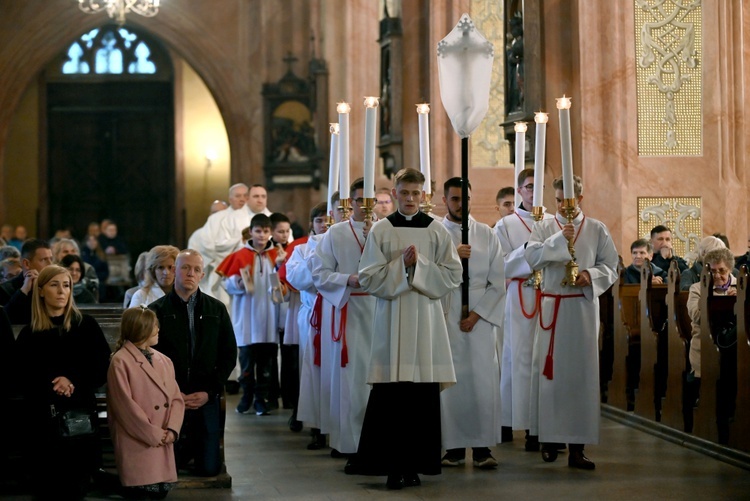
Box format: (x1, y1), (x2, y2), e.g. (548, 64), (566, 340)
(416, 103), (431, 114)
(514, 121), (528, 133)
(336, 102), (351, 114)
(534, 112), (549, 124)
(556, 95), (572, 110)
(329, 123), (340, 135)
(364, 96), (380, 108)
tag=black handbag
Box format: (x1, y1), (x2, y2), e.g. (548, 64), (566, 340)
(50, 405), (95, 438)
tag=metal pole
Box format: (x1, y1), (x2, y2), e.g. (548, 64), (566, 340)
(461, 136), (469, 319)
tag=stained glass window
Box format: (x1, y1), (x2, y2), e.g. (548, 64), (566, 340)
(62, 26), (157, 75)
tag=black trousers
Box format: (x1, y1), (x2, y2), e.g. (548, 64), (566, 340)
(176, 395), (222, 477)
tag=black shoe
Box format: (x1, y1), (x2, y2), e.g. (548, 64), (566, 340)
(307, 430), (326, 450)
(225, 380), (240, 395)
(550, 442), (566, 450)
(344, 459), (358, 475)
(568, 450), (595, 470)
(403, 473), (421, 487)
(541, 446), (558, 463)
(525, 434), (540, 452)
(501, 426), (514, 442)
(386, 474), (404, 490)
(288, 415), (303, 432)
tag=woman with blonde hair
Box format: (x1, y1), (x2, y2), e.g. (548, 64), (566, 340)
(16, 265), (111, 499)
(108, 306), (185, 500)
(128, 245), (179, 307)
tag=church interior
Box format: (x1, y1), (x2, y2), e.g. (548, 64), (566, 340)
(1, 0), (749, 498)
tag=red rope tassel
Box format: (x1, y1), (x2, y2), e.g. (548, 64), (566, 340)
(332, 304), (349, 368)
(310, 293), (324, 366)
(538, 293), (584, 380)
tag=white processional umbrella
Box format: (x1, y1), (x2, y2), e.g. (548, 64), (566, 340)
(437, 13), (494, 316)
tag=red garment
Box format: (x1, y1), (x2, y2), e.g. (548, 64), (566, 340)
(215, 244), (279, 278)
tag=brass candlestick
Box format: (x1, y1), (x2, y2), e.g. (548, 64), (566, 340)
(339, 198), (352, 221)
(326, 215), (335, 228)
(420, 192), (435, 214)
(524, 206), (545, 289)
(560, 198), (579, 287)
(361, 197), (375, 224)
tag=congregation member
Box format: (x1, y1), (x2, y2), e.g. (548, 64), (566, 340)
(494, 186), (516, 221)
(525, 175), (618, 469)
(81, 233), (110, 294)
(0, 257), (21, 282)
(623, 239), (667, 284)
(16, 265), (111, 499)
(0, 224), (13, 244)
(52, 238), (100, 297)
(311, 178), (376, 465)
(356, 168), (462, 489)
(217, 214), (283, 416)
(123, 252), (149, 308)
(439, 178), (505, 469)
(284, 202), (332, 449)
(98, 220), (128, 256)
(0, 238), (53, 324)
(680, 235), (727, 290)
(128, 245), (179, 307)
(108, 306), (185, 500)
(60, 254), (98, 304)
(373, 187), (395, 220)
(150, 250), (236, 477)
(8, 225), (27, 251)
(650, 224), (688, 273)
(495, 168), (553, 449)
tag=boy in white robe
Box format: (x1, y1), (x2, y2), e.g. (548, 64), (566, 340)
(439, 178), (505, 469)
(524, 175), (618, 469)
(356, 168), (462, 490)
(494, 168), (554, 450)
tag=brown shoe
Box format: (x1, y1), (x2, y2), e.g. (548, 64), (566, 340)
(568, 450), (595, 470)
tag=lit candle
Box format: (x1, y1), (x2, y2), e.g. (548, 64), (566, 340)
(533, 112), (548, 207)
(514, 121), (527, 207)
(337, 102), (351, 200)
(327, 123), (340, 217)
(556, 95), (574, 199)
(416, 103), (432, 194)
(363, 97), (379, 199)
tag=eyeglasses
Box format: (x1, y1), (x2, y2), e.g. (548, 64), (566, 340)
(376, 200), (392, 205)
(710, 268), (730, 276)
(521, 184), (534, 192)
(353, 198), (364, 205)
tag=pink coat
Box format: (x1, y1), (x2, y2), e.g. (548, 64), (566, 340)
(107, 341), (185, 486)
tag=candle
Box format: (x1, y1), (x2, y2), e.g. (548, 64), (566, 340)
(416, 103), (432, 194)
(337, 102), (351, 200)
(514, 121), (527, 207)
(363, 97), (379, 199)
(327, 123), (340, 216)
(533, 112), (548, 207)
(556, 95), (574, 199)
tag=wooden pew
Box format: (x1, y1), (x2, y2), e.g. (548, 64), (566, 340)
(634, 261), (668, 421)
(614, 268), (639, 411)
(663, 261), (692, 431)
(599, 283), (615, 404)
(731, 266), (749, 452)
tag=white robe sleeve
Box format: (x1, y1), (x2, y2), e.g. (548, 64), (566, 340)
(311, 231), (351, 309)
(410, 228), (462, 300)
(495, 220), (533, 279)
(584, 223), (620, 299)
(285, 244), (315, 294)
(471, 230), (505, 327)
(223, 275), (245, 295)
(359, 225), (411, 300)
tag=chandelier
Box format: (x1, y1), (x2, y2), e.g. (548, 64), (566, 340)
(78, 0), (160, 25)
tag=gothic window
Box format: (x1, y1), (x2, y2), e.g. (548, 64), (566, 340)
(61, 26), (160, 76)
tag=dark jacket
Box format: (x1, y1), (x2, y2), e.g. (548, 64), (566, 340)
(651, 253), (688, 274)
(0, 273), (32, 324)
(624, 263), (667, 285)
(150, 289), (236, 397)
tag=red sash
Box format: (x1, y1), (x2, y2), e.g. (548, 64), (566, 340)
(332, 292), (369, 368)
(539, 292), (585, 380)
(512, 277), (541, 318)
(310, 293), (324, 366)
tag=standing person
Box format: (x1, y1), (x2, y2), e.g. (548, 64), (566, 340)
(373, 188), (395, 220)
(439, 178), (505, 469)
(129, 246), (179, 307)
(270, 212), (293, 410)
(311, 178), (376, 463)
(0, 239), (54, 324)
(16, 265), (111, 499)
(356, 168), (462, 489)
(494, 168), (554, 448)
(216, 215), (282, 416)
(150, 250), (237, 477)
(284, 202), (330, 448)
(108, 306), (185, 500)
(525, 175), (618, 469)
(494, 186), (516, 221)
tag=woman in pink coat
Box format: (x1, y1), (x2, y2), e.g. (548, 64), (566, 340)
(108, 306), (185, 500)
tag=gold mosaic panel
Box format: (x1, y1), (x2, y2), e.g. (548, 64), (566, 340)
(470, 0), (511, 168)
(634, 0), (702, 156)
(637, 196), (701, 257)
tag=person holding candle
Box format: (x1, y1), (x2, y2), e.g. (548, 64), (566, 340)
(524, 175), (618, 469)
(355, 168), (462, 489)
(494, 168), (553, 450)
(311, 178), (376, 464)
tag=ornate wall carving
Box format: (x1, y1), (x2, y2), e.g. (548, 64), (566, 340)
(634, 0), (702, 156)
(637, 196), (701, 257)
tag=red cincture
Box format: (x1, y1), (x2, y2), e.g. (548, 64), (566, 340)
(538, 292), (585, 380)
(310, 293), (324, 366)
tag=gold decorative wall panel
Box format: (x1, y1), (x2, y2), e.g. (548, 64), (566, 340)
(637, 196), (701, 257)
(634, 0), (702, 156)
(471, 0), (511, 168)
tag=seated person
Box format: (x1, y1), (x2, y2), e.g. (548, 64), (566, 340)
(8, 225), (27, 251)
(680, 236), (727, 291)
(0, 239), (53, 324)
(98, 221), (128, 255)
(122, 252), (149, 308)
(60, 254), (98, 304)
(52, 238), (100, 298)
(623, 239), (667, 284)
(650, 225), (688, 272)
(0, 257), (21, 282)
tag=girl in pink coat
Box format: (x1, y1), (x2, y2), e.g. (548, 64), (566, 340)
(108, 306), (185, 499)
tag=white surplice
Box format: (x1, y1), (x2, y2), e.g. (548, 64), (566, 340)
(524, 211), (618, 445)
(439, 217), (505, 449)
(358, 211), (462, 388)
(494, 207), (554, 430)
(285, 235), (322, 427)
(188, 208), (233, 309)
(311, 220), (376, 453)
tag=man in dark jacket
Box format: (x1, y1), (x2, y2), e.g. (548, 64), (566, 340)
(0, 239), (53, 324)
(151, 249), (237, 477)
